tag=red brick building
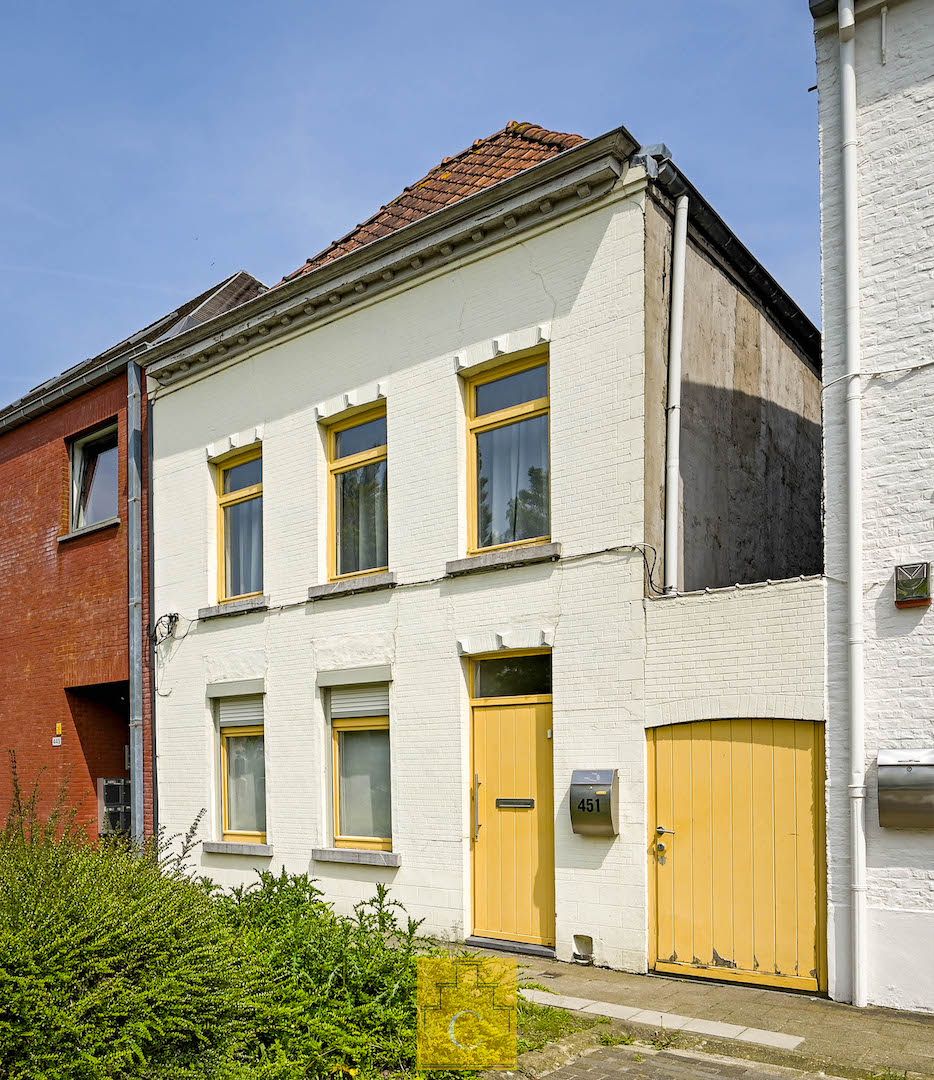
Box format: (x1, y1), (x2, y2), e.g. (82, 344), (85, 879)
(0, 272), (264, 837)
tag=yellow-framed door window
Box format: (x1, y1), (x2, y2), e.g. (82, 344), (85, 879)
(469, 648), (553, 706)
(326, 404), (388, 581)
(220, 724), (267, 842)
(466, 354), (550, 555)
(216, 447), (263, 602)
(332, 715), (392, 850)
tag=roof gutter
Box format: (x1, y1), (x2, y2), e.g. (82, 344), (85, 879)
(146, 126), (818, 388)
(811, 0), (905, 32)
(637, 146), (820, 369)
(0, 339), (159, 436)
(0, 271), (263, 438)
(146, 126), (640, 386)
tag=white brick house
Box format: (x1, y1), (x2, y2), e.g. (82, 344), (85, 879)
(812, 0), (934, 1011)
(145, 121), (825, 982)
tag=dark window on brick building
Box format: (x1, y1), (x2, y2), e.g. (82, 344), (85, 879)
(72, 424), (118, 529)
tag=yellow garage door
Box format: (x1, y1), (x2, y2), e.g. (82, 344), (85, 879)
(648, 719), (826, 991)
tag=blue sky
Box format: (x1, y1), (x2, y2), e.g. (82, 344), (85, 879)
(0, 2), (819, 404)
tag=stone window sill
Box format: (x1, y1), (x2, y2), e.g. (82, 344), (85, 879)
(198, 595), (269, 621)
(445, 542), (561, 578)
(308, 572), (396, 602)
(312, 847), (401, 867)
(58, 516), (121, 543)
(202, 840), (273, 857)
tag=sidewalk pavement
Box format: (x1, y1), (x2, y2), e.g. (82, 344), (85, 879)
(542, 1041), (850, 1080)
(488, 948), (934, 1078)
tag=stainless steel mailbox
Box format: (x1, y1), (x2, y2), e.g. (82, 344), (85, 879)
(570, 769), (619, 837)
(878, 749), (934, 828)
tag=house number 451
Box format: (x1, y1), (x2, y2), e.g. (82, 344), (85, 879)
(577, 797), (601, 813)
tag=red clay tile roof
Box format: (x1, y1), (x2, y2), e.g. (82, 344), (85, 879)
(284, 121), (586, 281)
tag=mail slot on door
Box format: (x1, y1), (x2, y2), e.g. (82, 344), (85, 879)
(878, 749), (934, 828)
(569, 769), (619, 837)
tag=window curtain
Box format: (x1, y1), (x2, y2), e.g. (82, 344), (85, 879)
(226, 733), (266, 833)
(227, 496), (263, 595)
(338, 461), (388, 574)
(339, 728), (391, 838)
(477, 415), (549, 548)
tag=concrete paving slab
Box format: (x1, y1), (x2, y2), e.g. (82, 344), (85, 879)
(521, 987), (559, 1006)
(581, 1001), (642, 1020)
(682, 1018), (749, 1039)
(539, 993), (596, 1012)
(735, 1028), (805, 1051)
(627, 1009), (693, 1030)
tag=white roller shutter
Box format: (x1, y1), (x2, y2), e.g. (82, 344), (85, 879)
(329, 683), (390, 718)
(218, 695), (264, 727)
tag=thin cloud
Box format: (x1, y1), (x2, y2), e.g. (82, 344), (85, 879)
(0, 263), (182, 295)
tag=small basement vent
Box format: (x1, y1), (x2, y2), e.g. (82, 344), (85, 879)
(98, 778), (131, 836)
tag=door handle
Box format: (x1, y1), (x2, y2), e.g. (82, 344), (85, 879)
(472, 773), (481, 842)
(656, 825), (675, 836)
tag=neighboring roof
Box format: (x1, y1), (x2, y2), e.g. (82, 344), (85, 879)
(809, 0), (837, 15)
(284, 121), (586, 280)
(0, 270), (266, 435)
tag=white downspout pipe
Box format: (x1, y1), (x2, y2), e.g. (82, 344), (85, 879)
(663, 195), (689, 594)
(838, 0), (868, 1007)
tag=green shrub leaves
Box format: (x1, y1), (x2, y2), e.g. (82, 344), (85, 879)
(0, 769), (433, 1079)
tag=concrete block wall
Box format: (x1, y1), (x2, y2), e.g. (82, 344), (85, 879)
(151, 192), (653, 969)
(815, 0), (934, 1011)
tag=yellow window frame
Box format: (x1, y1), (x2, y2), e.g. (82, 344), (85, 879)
(468, 647), (553, 707)
(465, 353), (550, 556)
(216, 446), (263, 603)
(326, 402), (388, 582)
(220, 724), (267, 843)
(332, 715), (392, 851)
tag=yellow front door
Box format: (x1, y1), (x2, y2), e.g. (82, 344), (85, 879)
(471, 700), (555, 947)
(648, 719), (826, 991)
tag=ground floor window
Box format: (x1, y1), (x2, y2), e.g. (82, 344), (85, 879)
(218, 696), (266, 842)
(330, 684), (392, 851)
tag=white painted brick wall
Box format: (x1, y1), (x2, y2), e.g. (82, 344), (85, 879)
(815, 0), (934, 1011)
(645, 578), (825, 728)
(153, 174), (832, 979)
(152, 192), (653, 969)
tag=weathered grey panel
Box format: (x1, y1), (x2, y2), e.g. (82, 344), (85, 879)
(644, 200), (672, 591)
(645, 194), (822, 593)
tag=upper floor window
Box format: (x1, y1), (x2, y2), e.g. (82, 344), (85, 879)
(217, 448), (263, 601)
(71, 424), (118, 529)
(467, 356), (550, 553)
(327, 404), (388, 580)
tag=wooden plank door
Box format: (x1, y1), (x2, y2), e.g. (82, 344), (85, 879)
(472, 701), (555, 946)
(648, 719), (825, 991)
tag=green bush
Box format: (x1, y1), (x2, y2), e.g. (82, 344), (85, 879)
(0, 771), (258, 1079)
(219, 872), (427, 1078)
(0, 764), (436, 1079)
